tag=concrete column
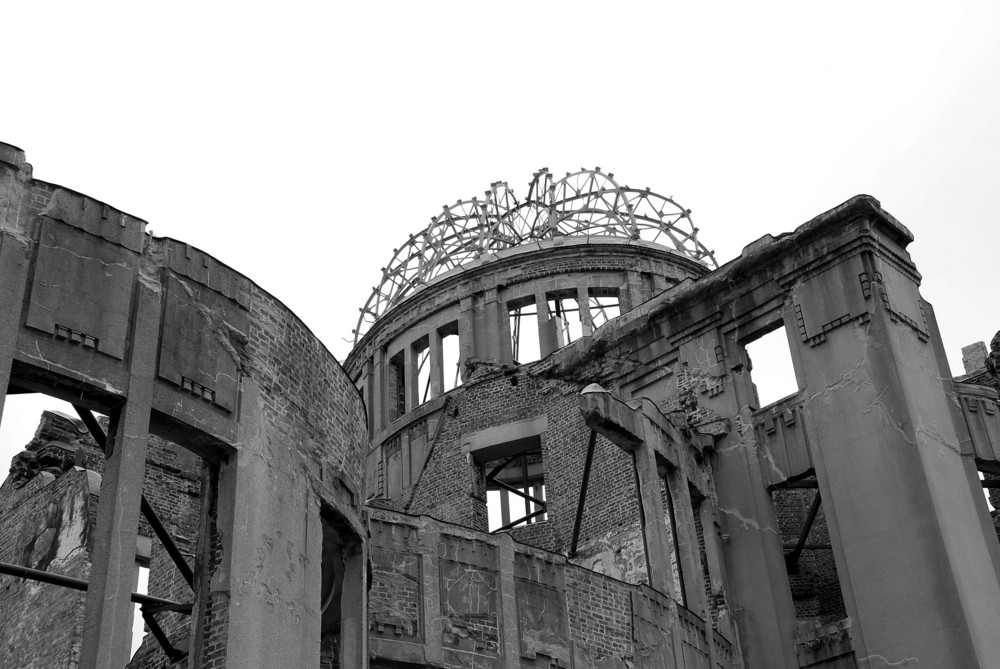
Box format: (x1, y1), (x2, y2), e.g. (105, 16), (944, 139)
(667, 472), (708, 614)
(626, 270), (647, 309)
(428, 328), (444, 399)
(713, 331), (799, 668)
(360, 358), (374, 437)
(458, 295), (475, 381)
(482, 288), (503, 362)
(577, 285), (593, 337)
(0, 231), (31, 428)
(340, 543), (368, 668)
(421, 524), (444, 665)
(404, 343), (419, 412)
(795, 270), (1000, 666)
(80, 278), (161, 669)
(0, 146), (32, 430)
(536, 289), (561, 357)
(699, 501), (737, 642)
(633, 444), (676, 598)
(372, 348), (385, 432)
(498, 534), (520, 669)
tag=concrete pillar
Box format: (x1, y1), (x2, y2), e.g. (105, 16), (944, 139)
(713, 330), (799, 668)
(340, 543), (368, 667)
(626, 270), (647, 309)
(633, 444), (677, 598)
(0, 231), (31, 428)
(667, 471), (708, 614)
(577, 285), (593, 337)
(421, 524), (444, 665)
(458, 295), (475, 381)
(795, 264), (1000, 666)
(498, 534), (520, 669)
(482, 288), (503, 362)
(428, 328), (444, 399)
(404, 343), (419, 412)
(80, 278), (161, 669)
(0, 146), (32, 433)
(372, 348), (385, 432)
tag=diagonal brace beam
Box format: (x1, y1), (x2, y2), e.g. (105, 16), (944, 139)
(569, 430), (598, 558)
(74, 405), (195, 589)
(785, 490), (822, 567)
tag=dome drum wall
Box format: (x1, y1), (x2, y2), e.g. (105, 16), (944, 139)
(346, 237), (710, 439)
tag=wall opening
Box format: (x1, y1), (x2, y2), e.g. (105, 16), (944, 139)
(509, 297), (540, 364)
(320, 507), (365, 669)
(440, 323), (462, 392)
(130, 563), (149, 659)
(386, 350), (406, 421)
(413, 337), (432, 405)
(589, 289), (620, 330)
(745, 324), (799, 408)
(770, 474), (847, 626)
(547, 293), (582, 347)
(485, 449), (546, 532)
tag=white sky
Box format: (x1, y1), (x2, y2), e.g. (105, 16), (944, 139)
(2, 1), (999, 476)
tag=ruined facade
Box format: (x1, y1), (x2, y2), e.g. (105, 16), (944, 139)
(1, 144), (999, 668)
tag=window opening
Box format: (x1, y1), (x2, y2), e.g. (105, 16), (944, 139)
(131, 564), (150, 658)
(547, 294), (582, 346)
(387, 351), (406, 420)
(414, 339), (432, 405)
(509, 298), (540, 364)
(589, 291), (620, 330)
(770, 474), (847, 624)
(745, 324), (798, 408)
(440, 327), (462, 392)
(485, 450), (546, 532)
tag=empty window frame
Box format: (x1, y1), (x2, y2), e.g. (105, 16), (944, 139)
(440, 323), (462, 392)
(386, 351), (406, 421)
(485, 450), (547, 532)
(744, 324), (799, 408)
(547, 293), (582, 346)
(509, 297), (540, 364)
(588, 289), (620, 331)
(413, 338), (433, 406)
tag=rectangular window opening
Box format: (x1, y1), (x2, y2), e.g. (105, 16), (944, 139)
(484, 449), (546, 532)
(509, 298), (540, 364)
(440, 326), (462, 392)
(414, 339), (433, 406)
(387, 350), (406, 421)
(745, 324), (799, 408)
(588, 290), (620, 331)
(547, 293), (582, 347)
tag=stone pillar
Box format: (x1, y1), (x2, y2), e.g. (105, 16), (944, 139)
(577, 285), (593, 337)
(794, 255), (1000, 667)
(634, 443), (677, 598)
(428, 328), (444, 399)
(80, 277), (161, 669)
(536, 289), (560, 358)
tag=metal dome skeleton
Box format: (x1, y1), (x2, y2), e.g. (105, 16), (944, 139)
(353, 167), (716, 345)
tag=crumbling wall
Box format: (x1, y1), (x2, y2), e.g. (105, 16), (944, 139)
(0, 467), (94, 668)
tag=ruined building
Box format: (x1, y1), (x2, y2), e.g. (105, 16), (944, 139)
(1, 142), (999, 668)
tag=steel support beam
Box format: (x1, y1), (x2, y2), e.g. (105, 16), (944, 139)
(569, 430), (598, 558)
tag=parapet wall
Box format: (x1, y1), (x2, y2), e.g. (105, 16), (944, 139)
(367, 508), (735, 669)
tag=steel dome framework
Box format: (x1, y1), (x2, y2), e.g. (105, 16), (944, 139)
(353, 167), (716, 345)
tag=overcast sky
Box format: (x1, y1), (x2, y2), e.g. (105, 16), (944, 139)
(2, 1), (999, 476)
